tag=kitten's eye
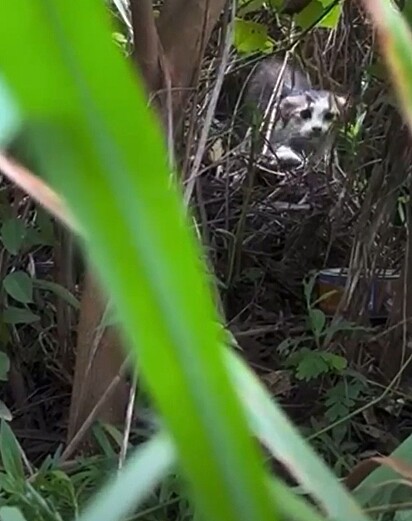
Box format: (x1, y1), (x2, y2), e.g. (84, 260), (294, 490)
(300, 109), (312, 120)
(324, 111), (335, 121)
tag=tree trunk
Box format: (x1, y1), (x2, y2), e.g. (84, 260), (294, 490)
(67, 0), (227, 446)
(67, 270), (129, 444)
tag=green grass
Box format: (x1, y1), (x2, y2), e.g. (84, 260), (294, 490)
(1, 0), (412, 520)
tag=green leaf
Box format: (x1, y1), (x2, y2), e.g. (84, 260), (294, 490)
(78, 432), (175, 521)
(401, 0), (412, 30)
(0, 4), (278, 521)
(32, 279), (80, 309)
(0, 506), (28, 521)
(308, 309), (326, 339)
(296, 350), (329, 380)
(226, 351), (370, 521)
(325, 401), (348, 422)
(322, 352), (347, 372)
(238, 0), (266, 15)
(346, 379), (365, 400)
(268, 0), (284, 8)
(3, 271), (33, 304)
(234, 19), (273, 55)
(92, 423), (117, 458)
(99, 422), (124, 449)
(0, 2), (374, 521)
(277, 337), (297, 355)
(321, 2), (342, 28)
(0, 81), (21, 147)
(295, 0), (342, 29)
(311, 288), (339, 307)
(0, 322), (11, 348)
(0, 351), (10, 381)
(1, 219), (26, 255)
(268, 480), (327, 521)
(2, 306), (39, 325)
(112, 31), (128, 49)
(303, 274), (316, 307)
(361, 0), (412, 131)
(0, 421), (24, 480)
(0, 400), (12, 422)
(324, 382), (355, 422)
(352, 432), (412, 507)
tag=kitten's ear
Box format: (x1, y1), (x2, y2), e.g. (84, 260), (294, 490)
(305, 93), (315, 104)
(279, 95), (306, 118)
(335, 94), (348, 110)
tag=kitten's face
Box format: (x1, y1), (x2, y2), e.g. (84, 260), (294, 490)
(279, 91), (346, 141)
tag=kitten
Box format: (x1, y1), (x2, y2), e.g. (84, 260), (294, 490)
(244, 56), (346, 168)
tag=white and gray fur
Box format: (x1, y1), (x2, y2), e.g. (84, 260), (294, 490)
(244, 56), (346, 167)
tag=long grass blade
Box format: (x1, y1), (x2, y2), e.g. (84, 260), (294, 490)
(78, 432), (174, 521)
(225, 351), (371, 521)
(361, 0), (412, 131)
(0, 3), (277, 521)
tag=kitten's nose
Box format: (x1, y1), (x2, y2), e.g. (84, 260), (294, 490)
(311, 126), (322, 135)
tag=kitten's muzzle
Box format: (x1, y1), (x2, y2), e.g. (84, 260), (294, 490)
(310, 126), (323, 136)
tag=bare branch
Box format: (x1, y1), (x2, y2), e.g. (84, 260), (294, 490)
(157, 0), (227, 106)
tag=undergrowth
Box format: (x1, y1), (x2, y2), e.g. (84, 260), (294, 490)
(1, 0), (412, 520)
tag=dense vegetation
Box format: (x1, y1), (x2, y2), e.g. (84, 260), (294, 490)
(0, 1), (412, 521)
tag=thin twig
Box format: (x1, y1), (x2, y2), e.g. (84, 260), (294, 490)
(183, 0), (235, 205)
(61, 357), (130, 462)
(118, 369), (139, 470)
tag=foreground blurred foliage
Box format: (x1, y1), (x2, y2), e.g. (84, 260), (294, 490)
(0, 0), (412, 521)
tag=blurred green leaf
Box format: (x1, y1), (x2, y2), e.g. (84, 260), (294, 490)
(362, 0), (412, 130)
(238, 0), (266, 15)
(312, 289), (339, 307)
(295, 0), (342, 29)
(78, 432), (175, 521)
(33, 279), (80, 309)
(0, 3), (278, 521)
(353, 433), (412, 509)
(318, 0), (342, 26)
(0, 506), (28, 521)
(92, 423), (117, 458)
(0, 322), (11, 348)
(269, 0), (284, 7)
(0, 81), (21, 146)
(0, 351), (10, 382)
(3, 271), (33, 304)
(226, 351), (369, 521)
(324, 380), (360, 422)
(0, 2), (378, 521)
(2, 306), (39, 325)
(268, 479), (327, 521)
(308, 309), (326, 340)
(1, 219), (26, 256)
(303, 275), (316, 306)
(234, 19), (273, 54)
(0, 421), (24, 480)
(322, 352), (347, 372)
(287, 348), (330, 380)
(0, 400), (12, 422)
(401, 0), (412, 30)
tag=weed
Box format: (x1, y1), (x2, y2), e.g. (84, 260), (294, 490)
(278, 273), (368, 382)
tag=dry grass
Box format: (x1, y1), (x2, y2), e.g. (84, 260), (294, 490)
(182, 0), (412, 428)
(4, 0), (412, 467)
